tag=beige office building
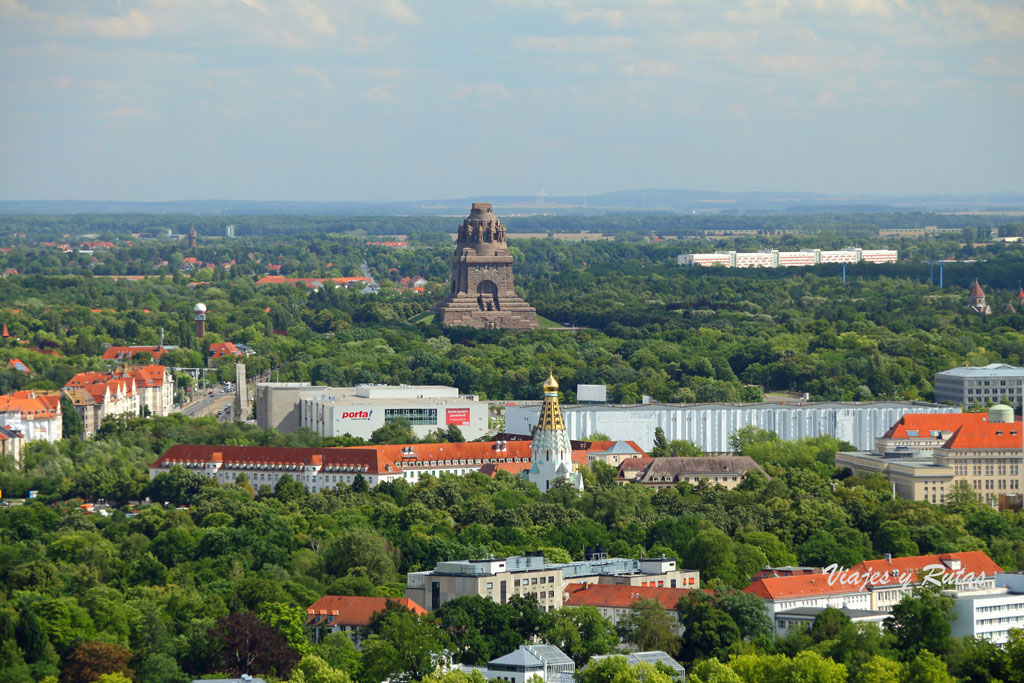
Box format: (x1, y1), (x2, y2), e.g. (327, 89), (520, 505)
(406, 553), (698, 612)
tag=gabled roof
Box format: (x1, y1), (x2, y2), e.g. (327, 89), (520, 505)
(940, 419), (1022, 450)
(209, 342), (242, 358)
(563, 583), (694, 610)
(305, 595), (425, 628)
(882, 412), (988, 440)
(152, 440), (548, 476)
(618, 457), (656, 472)
(744, 573), (861, 601)
(102, 345), (171, 361)
(847, 551), (1002, 581)
(584, 440), (646, 456)
(7, 358), (30, 373)
(636, 456), (766, 483)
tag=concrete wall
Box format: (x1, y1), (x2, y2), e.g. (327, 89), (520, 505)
(506, 402), (957, 452)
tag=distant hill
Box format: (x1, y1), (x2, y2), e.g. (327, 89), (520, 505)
(1, 190), (1022, 215)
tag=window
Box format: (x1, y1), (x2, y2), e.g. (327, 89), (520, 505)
(384, 408), (438, 426)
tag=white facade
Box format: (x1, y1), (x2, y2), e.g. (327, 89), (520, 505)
(0, 408), (60, 443)
(933, 363), (1024, 407)
(506, 402), (957, 453)
(259, 382), (487, 440)
(299, 395), (486, 441)
(948, 576), (1024, 645)
(678, 248), (897, 269)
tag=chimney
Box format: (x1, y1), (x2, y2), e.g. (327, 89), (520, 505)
(884, 553), (892, 562)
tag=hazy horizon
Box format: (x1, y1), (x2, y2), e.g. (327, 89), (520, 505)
(2, 1), (1023, 202)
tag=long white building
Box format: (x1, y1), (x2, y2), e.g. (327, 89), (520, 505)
(505, 401), (957, 452)
(257, 382), (488, 441)
(678, 248), (897, 268)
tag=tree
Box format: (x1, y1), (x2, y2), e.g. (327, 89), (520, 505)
(60, 394), (83, 440)
(135, 653), (188, 683)
(542, 606), (618, 667)
(668, 440), (703, 457)
(288, 654), (353, 683)
(903, 649), (955, 683)
(371, 419), (416, 445)
(855, 655), (902, 683)
(676, 593), (740, 664)
(886, 588), (954, 658)
(713, 591), (773, 643)
(652, 428), (669, 457)
(360, 602), (449, 683)
(15, 608), (47, 663)
(258, 602), (312, 657)
(207, 611), (300, 678)
(351, 474), (369, 493)
(810, 607), (851, 642)
(575, 656), (676, 683)
(615, 599), (679, 656)
(60, 642), (134, 683)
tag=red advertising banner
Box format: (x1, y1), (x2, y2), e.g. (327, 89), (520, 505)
(446, 408), (470, 425)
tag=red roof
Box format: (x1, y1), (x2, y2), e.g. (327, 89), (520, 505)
(256, 275), (371, 287)
(883, 412), (989, 440)
(102, 346), (170, 361)
(941, 419), (1022, 450)
(209, 342), (242, 358)
(563, 583), (695, 610)
(848, 551), (1003, 580)
(0, 390), (60, 420)
(305, 596), (425, 628)
(1, 324), (8, 338)
(7, 358), (31, 374)
(151, 440), (585, 477)
(746, 551), (1003, 600)
(617, 457), (656, 471)
(969, 280), (985, 297)
(745, 574), (862, 601)
(131, 365), (168, 388)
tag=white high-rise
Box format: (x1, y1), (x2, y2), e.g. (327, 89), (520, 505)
(528, 373), (584, 492)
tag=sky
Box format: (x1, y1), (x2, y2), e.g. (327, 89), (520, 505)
(1, 0), (1022, 202)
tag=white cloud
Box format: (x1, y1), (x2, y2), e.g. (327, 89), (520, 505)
(814, 90), (838, 107)
(565, 8), (624, 27)
(378, 0), (419, 25)
(288, 0), (337, 37)
(293, 65), (331, 87)
(363, 85), (397, 103)
(512, 35), (633, 53)
(619, 60), (675, 77)
(86, 9), (153, 39)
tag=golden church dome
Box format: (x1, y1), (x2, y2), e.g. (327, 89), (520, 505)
(543, 373), (559, 392)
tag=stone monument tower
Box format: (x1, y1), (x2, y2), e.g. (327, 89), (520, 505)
(437, 202), (537, 329)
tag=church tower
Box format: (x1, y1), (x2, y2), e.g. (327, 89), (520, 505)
(529, 373), (583, 492)
(437, 202), (537, 329)
(968, 280), (991, 315)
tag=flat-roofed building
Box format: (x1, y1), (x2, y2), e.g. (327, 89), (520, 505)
(506, 401), (955, 452)
(405, 553), (698, 612)
(773, 607), (888, 638)
(257, 382), (487, 441)
(834, 450), (955, 503)
(934, 363), (1024, 407)
(947, 579), (1024, 645)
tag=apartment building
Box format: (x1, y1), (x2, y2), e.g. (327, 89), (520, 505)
(934, 363), (1024, 407)
(562, 583), (692, 633)
(305, 595), (426, 644)
(405, 553), (697, 612)
(947, 573), (1024, 645)
(0, 390), (62, 445)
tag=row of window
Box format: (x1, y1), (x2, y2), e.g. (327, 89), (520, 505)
(384, 408), (438, 426)
(977, 603), (1024, 614)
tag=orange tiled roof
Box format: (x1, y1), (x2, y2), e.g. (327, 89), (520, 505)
(255, 275), (372, 287)
(941, 419), (1022, 450)
(305, 596), (425, 628)
(563, 583), (695, 610)
(7, 358), (31, 373)
(744, 573), (861, 601)
(883, 412), (988, 440)
(132, 365), (168, 388)
(209, 342), (242, 358)
(848, 551), (1003, 580)
(152, 440), (568, 477)
(0, 390), (59, 420)
(102, 346), (170, 361)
